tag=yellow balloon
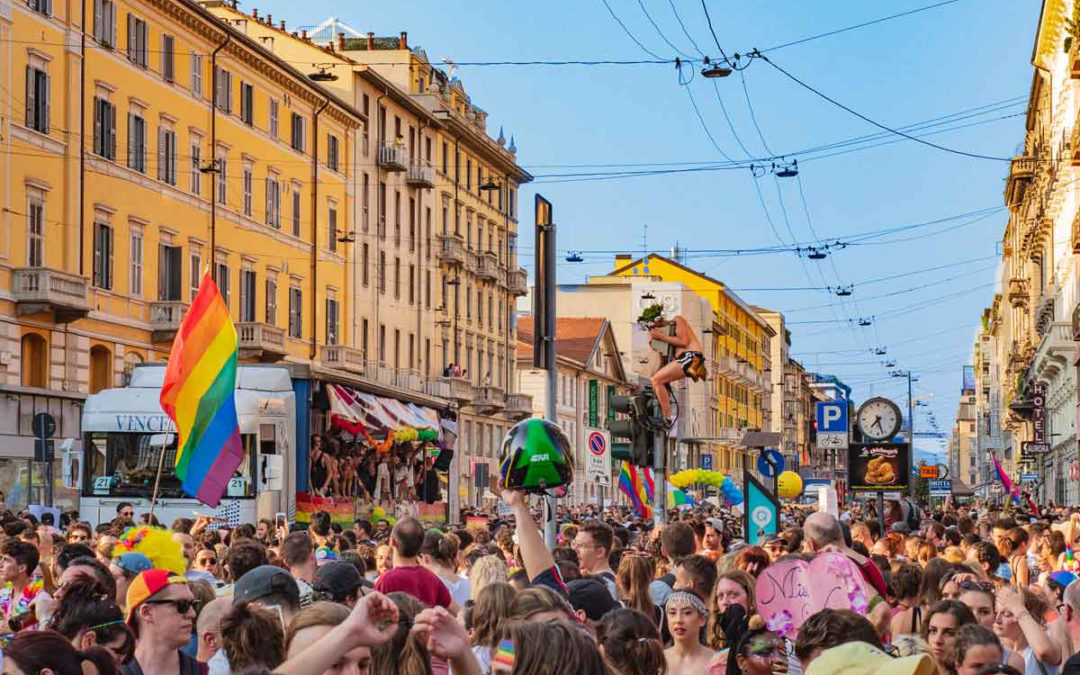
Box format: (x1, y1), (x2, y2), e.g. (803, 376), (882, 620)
(777, 471), (803, 499)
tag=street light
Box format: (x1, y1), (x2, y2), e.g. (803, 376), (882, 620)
(700, 56), (732, 79)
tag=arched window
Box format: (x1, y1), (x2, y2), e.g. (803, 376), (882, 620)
(90, 345), (112, 394)
(20, 334), (48, 388)
(123, 351), (144, 385)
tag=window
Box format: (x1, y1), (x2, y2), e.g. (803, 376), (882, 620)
(441, 141), (448, 174)
(240, 269), (256, 322)
(127, 109), (147, 173)
(408, 264), (415, 305)
(125, 227), (143, 296)
(266, 175), (281, 228)
(269, 98), (278, 138)
(288, 286), (303, 338)
(466, 159), (472, 190)
(378, 182), (386, 238)
(28, 0), (52, 17)
(425, 271), (431, 308)
(93, 98), (117, 159)
(214, 67), (232, 112)
(394, 191), (401, 246)
(394, 329), (401, 368)
(126, 14), (148, 67)
(242, 164), (253, 216)
(217, 153), (227, 205)
(162, 35), (175, 82)
(362, 174), (370, 232)
(291, 185), (300, 236)
(158, 243), (181, 301)
(189, 137), (201, 194)
(378, 252), (386, 294)
(240, 82), (254, 125)
(24, 66), (49, 134)
(158, 127), (177, 185)
(326, 297), (339, 345)
(362, 243), (370, 287)
(21, 334), (48, 389)
(93, 0), (117, 47)
(191, 53), (203, 96)
(328, 202), (338, 252)
(509, 188), (516, 217)
(394, 257), (401, 299)
(93, 221), (114, 289)
(362, 318), (369, 357)
(409, 197), (416, 252)
(362, 94), (370, 153)
(488, 294), (493, 328)
(27, 195), (44, 267)
(190, 247), (202, 301)
(216, 261), (229, 307)
(379, 324), (386, 363)
(265, 276), (277, 324)
(291, 113), (305, 152)
(425, 207), (432, 260)
(327, 134), (339, 171)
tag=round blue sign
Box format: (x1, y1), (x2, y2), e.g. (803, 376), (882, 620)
(757, 449), (785, 478)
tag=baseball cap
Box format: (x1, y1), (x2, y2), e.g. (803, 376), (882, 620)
(567, 578), (620, 622)
(114, 552), (153, 576)
(806, 642), (935, 675)
(1049, 570), (1078, 588)
(313, 561), (363, 602)
(233, 565), (300, 606)
(890, 522), (913, 535)
(125, 569), (188, 624)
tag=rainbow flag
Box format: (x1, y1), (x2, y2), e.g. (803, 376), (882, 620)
(297, 492), (356, 527)
(989, 451), (1020, 504)
(666, 482), (695, 509)
(619, 462), (653, 520)
(160, 273), (242, 507)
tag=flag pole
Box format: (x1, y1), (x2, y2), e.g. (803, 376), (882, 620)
(148, 441), (168, 521)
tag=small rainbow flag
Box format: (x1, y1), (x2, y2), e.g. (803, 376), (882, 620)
(666, 482), (695, 509)
(160, 273), (243, 507)
(619, 462), (653, 520)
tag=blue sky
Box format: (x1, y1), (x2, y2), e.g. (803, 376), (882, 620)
(262, 0), (1038, 458)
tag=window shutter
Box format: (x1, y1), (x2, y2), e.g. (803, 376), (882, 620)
(25, 66), (34, 129)
(157, 245), (168, 300)
(127, 112), (134, 167)
(109, 1), (117, 47)
(170, 133), (178, 184)
(92, 100), (102, 154)
(109, 103), (117, 159)
(41, 73), (49, 133)
(106, 226), (114, 289)
(127, 14), (135, 60)
(157, 127), (165, 180)
(93, 0), (103, 40)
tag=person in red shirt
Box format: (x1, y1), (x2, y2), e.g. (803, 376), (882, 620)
(374, 517), (459, 614)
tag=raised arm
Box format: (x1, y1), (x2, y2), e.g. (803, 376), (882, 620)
(500, 488), (556, 581)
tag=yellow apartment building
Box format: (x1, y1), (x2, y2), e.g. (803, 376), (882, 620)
(607, 254), (774, 454)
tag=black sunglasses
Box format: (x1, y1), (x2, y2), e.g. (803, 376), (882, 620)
(145, 598), (200, 614)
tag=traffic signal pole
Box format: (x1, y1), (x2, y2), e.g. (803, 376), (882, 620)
(654, 424), (666, 527)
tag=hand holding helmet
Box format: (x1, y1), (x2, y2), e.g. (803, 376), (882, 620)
(498, 418), (575, 495)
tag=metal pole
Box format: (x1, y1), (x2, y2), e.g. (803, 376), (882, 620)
(877, 490), (885, 531)
(908, 372), (915, 500)
(654, 430), (666, 527)
(542, 223), (558, 550)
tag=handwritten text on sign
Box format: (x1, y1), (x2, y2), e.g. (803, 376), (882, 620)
(754, 553), (871, 638)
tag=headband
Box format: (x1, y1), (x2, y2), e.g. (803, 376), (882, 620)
(666, 590), (708, 616)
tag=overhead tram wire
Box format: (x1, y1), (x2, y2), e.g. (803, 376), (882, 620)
(667, 0), (707, 57)
(599, 0), (665, 59)
(637, 0), (694, 59)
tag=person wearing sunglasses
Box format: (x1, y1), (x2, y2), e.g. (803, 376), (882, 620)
(122, 569), (201, 675)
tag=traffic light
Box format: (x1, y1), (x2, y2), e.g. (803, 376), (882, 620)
(609, 392), (653, 467)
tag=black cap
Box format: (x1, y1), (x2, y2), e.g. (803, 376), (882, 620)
(313, 561), (363, 602)
(233, 565), (300, 606)
(567, 577), (619, 622)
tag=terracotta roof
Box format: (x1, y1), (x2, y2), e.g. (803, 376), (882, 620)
(516, 317), (606, 365)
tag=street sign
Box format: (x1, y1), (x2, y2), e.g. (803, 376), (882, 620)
(1022, 441), (1051, 454)
(920, 465), (939, 479)
(757, 448), (785, 478)
(1020, 474), (1039, 483)
(848, 442), (911, 492)
(701, 454), (713, 470)
(744, 469), (780, 546)
(816, 402), (849, 450)
(928, 480), (951, 497)
(585, 429), (611, 487)
(32, 412), (56, 439)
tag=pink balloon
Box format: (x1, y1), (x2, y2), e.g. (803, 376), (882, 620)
(754, 552), (871, 639)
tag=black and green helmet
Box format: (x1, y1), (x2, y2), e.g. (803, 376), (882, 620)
(498, 418), (574, 495)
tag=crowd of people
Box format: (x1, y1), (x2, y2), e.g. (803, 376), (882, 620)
(4, 493), (1080, 675)
(308, 432), (442, 505)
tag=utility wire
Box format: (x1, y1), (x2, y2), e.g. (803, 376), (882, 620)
(699, 0), (731, 63)
(637, 0), (693, 58)
(599, 0), (665, 59)
(667, 0), (706, 56)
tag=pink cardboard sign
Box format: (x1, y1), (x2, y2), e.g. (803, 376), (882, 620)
(754, 552), (871, 638)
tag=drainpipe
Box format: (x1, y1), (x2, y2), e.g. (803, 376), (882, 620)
(373, 91), (387, 364)
(209, 34), (231, 278)
(416, 119), (426, 378)
(311, 97), (330, 360)
(78, 0), (86, 275)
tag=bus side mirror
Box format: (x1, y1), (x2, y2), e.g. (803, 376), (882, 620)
(60, 439), (79, 490)
(259, 454), (283, 491)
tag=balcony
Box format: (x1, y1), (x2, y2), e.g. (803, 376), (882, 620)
(507, 267), (528, 296)
(321, 345), (366, 375)
(406, 159), (435, 188)
(149, 301), (188, 343)
(463, 249), (478, 275)
(475, 251), (498, 282)
(437, 234), (466, 266)
(716, 354), (736, 375)
(1034, 322), (1073, 379)
(1005, 155), (1035, 206)
(369, 362), (394, 386)
(237, 322), (287, 361)
(474, 385), (506, 412)
(425, 377), (452, 399)
(504, 392), (534, 421)
(1008, 278), (1029, 307)
(13, 268), (90, 323)
(392, 369), (424, 392)
(377, 143), (408, 172)
(447, 376), (474, 403)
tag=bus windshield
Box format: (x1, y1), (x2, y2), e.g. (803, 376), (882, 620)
(83, 432), (256, 499)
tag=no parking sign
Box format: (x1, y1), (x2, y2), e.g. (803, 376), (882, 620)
(585, 429), (611, 487)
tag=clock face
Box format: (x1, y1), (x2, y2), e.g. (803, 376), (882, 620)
(857, 398), (902, 441)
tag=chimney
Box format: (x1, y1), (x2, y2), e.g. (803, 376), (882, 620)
(265, 13), (271, 25)
(252, 8), (258, 19)
(279, 20), (285, 30)
(615, 254), (632, 267)
(338, 33), (345, 52)
(399, 31), (407, 49)
(301, 29), (309, 41)
(366, 32), (374, 50)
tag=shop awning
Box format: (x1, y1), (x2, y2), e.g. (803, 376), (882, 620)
(951, 479), (975, 497)
(326, 382), (440, 435)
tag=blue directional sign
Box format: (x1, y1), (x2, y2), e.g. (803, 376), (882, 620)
(745, 469), (781, 545)
(757, 448), (785, 478)
(816, 401), (848, 433)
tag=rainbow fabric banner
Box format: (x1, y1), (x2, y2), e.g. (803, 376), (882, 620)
(297, 492), (355, 527)
(989, 451), (1020, 504)
(160, 273), (242, 507)
(666, 482), (695, 509)
(619, 462), (653, 520)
